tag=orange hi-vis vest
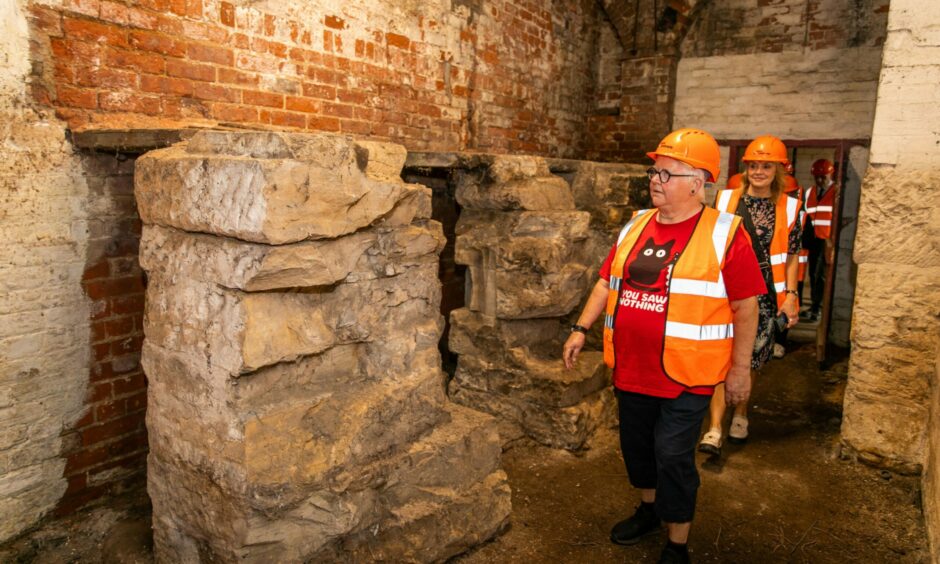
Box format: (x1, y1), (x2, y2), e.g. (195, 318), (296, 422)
(789, 185), (809, 281)
(603, 207), (743, 388)
(715, 189), (800, 309)
(805, 184), (837, 240)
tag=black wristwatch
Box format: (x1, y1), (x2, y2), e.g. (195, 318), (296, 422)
(570, 324), (589, 334)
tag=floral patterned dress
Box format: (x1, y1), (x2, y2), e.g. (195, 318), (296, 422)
(743, 194), (802, 369)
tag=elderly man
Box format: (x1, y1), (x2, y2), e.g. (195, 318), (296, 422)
(563, 129), (764, 564)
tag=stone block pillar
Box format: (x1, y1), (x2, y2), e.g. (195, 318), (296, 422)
(136, 131), (509, 562)
(448, 155), (616, 449)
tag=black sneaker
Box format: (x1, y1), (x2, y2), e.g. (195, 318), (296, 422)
(659, 542), (691, 563)
(610, 503), (662, 546)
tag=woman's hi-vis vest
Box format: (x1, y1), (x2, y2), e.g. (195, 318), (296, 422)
(805, 184), (836, 240)
(715, 188), (800, 309)
(602, 207), (742, 388)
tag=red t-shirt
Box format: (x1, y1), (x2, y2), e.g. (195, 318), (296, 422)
(599, 209), (766, 398)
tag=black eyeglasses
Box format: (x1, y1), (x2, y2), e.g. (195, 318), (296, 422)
(647, 167), (697, 184)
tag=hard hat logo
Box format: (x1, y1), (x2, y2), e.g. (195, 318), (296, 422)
(646, 128), (720, 182)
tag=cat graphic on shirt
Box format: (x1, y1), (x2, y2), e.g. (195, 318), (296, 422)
(625, 237), (675, 293)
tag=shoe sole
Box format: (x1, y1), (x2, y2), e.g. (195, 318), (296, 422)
(698, 443), (721, 456)
(610, 526), (664, 546)
(727, 436), (748, 445)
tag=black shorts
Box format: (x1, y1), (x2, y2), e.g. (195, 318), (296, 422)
(615, 388), (711, 523)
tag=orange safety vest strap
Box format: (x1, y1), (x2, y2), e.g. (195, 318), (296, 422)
(715, 189), (798, 309)
(603, 209), (655, 369)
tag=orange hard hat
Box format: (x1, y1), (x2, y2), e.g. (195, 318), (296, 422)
(742, 135), (788, 163)
(783, 175), (800, 193)
(727, 173), (743, 190)
(811, 159), (835, 176)
(647, 128), (721, 182)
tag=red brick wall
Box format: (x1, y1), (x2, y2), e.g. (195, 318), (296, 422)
(587, 54), (677, 163)
(28, 0), (602, 158)
(58, 153), (148, 516)
(587, 0), (682, 163)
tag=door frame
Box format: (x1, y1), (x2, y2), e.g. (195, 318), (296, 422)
(718, 138), (871, 363)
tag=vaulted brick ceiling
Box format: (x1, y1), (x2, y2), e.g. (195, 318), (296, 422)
(599, 0), (703, 52)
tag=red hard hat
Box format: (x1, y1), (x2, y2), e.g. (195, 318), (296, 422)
(783, 175), (800, 193)
(647, 128), (721, 182)
(811, 159), (835, 176)
(727, 173), (743, 190)
(785, 161), (794, 175)
(742, 135), (788, 163)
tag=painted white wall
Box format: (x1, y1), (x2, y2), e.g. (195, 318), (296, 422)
(674, 47), (883, 141)
(867, 1), (940, 168)
(0, 0), (90, 542)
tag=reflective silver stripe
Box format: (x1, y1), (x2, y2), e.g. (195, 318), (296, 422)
(816, 205), (834, 212)
(604, 314), (614, 329)
(616, 209), (652, 246)
(805, 206), (818, 214)
(770, 252), (787, 266)
(670, 275), (728, 299)
(799, 255), (808, 263)
(712, 212), (735, 264)
(786, 195), (799, 227)
(716, 190), (734, 213)
(665, 321), (734, 341)
(774, 281), (786, 293)
(610, 276), (622, 291)
(815, 220), (832, 226)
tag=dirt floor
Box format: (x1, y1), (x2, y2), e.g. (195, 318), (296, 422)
(457, 340), (930, 563)
(1, 341), (930, 563)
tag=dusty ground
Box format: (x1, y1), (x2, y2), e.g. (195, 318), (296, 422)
(1, 341), (929, 563)
(457, 341), (930, 563)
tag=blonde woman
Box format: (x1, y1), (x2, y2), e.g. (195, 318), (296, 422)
(698, 135), (801, 455)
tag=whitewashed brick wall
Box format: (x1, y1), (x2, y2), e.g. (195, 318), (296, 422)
(673, 47), (883, 140)
(0, 0), (90, 543)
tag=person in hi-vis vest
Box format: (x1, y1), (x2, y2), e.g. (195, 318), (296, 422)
(699, 135), (802, 457)
(801, 159), (838, 321)
(562, 129), (763, 564)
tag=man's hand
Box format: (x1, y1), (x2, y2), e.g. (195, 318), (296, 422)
(563, 332), (586, 369)
(724, 364), (751, 406)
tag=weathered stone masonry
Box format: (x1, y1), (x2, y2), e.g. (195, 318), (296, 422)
(136, 130), (510, 561)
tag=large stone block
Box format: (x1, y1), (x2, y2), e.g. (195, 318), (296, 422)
(455, 210), (591, 318)
(448, 383), (616, 450)
(149, 405), (509, 563)
(135, 131), (429, 244)
(448, 309), (609, 408)
(448, 307), (563, 358)
(143, 263), (441, 374)
(145, 342), (448, 496)
(854, 167), (940, 268)
(140, 221), (444, 291)
(454, 154), (575, 211)
(564, 161), (649, 233)
(842, 262), (940, 471)
(452, 351), (609, 409)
